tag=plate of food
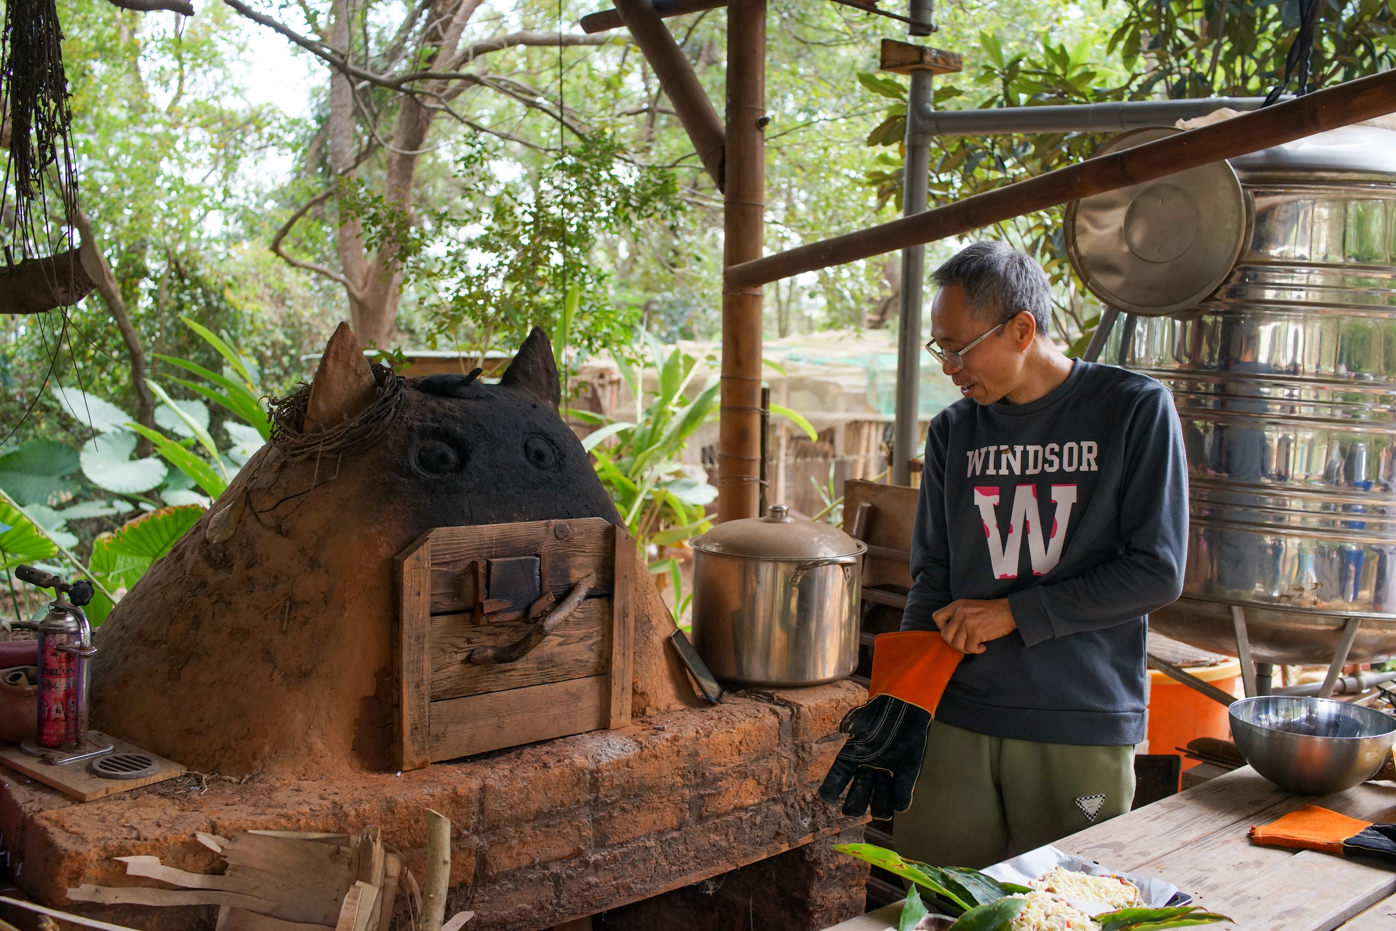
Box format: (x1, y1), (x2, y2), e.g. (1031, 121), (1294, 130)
(835, 843), (1227, 931)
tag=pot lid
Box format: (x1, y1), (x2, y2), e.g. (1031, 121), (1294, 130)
(1229, 123), (1396, 177)
(1065, 126), (1248, 317)
(691, 504), (866, 559)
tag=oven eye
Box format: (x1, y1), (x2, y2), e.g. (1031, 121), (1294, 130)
(523, 434), (563, 472)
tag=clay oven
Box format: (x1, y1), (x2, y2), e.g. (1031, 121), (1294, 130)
(88, 324), (693, 777)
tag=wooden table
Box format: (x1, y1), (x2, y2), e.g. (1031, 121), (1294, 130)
(827, 766), (1396, 931)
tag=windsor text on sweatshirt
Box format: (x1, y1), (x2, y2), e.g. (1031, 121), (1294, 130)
(902, 360), (1188, 746)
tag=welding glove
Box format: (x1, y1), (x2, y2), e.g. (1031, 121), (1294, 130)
(818, 631), (964, 820)
(1251, 804), (1396, 863)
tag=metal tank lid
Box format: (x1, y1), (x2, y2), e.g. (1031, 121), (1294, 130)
(1229, 123), (1396, 176)
(690, 504), (866, 559)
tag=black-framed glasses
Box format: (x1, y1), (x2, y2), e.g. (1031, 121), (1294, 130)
(925, 322), (1006, 371)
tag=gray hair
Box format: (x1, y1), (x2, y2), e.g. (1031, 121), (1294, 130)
(931, 241), (1052, 336)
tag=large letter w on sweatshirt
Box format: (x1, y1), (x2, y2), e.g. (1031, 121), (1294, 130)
(973, 485), (1079, 579)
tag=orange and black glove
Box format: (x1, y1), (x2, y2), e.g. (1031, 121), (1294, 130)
(818, 631), (964, 819)
(1251, 805), (1396, 862)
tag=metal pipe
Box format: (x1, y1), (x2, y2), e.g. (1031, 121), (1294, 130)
(724, 69), (1396, 290)
(1080, 306), (1119, 363)
(1147, 654), (1238, 707)
(914, 97), (1272, 136)
(613, 0), (727, 191)
(1255, 662), (1274, 697)
(908, 0), (933, 36)
(1233, 605), (1257, 698)
(1319, 616), (1364, 699)
(580, 0), (723, 34)
(891, 14), (934, 488)
(716, 0), (766, 522)
(1115, 312), (1136, 366)
(1277, 668), (1396, 697)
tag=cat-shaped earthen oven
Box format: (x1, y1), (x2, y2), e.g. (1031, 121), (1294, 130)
(90, 324), (693, 777)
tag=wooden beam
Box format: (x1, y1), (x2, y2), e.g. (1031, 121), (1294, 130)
(724, 68), (1396, 290)
(613, 0), (726, 191)
(0, 247), (101, 315)
(716, 0), (766, 523)
(879, 39), (961, 75)
(580, 0), (724, 34)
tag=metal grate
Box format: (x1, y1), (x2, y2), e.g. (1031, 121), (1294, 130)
(90, 752), (158, 780)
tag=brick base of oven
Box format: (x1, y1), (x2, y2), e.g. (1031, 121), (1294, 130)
(0, 682), (869, 931)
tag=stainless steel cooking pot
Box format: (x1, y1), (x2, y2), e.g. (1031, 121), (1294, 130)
(689, 504), (865, 687)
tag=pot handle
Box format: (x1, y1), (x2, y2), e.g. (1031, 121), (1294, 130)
(791, 554), (860, 585)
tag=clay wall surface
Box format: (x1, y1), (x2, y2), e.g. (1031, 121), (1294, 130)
(0, 683), (867, 931)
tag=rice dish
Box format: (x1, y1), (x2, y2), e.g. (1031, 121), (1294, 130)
(1007, 891), (1100, 931)
(1031, 866), (1142, 909)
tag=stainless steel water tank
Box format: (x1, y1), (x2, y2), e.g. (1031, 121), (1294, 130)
(1116, 124), (1396, 664)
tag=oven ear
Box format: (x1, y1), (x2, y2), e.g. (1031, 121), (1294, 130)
(305, 321), (378, 432)
(500, 326), (560, 410)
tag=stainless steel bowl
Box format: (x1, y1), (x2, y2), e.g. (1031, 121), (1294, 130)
(1229, 696), (1396, 795)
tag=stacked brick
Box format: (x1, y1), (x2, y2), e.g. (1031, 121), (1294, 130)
(0, 682), (869, 931)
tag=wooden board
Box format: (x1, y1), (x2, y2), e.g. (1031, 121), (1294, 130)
(429, 599), (612, 701)
(397, 519), (632, 770)
(879, 38), (963, 75)
(608, 527), (634, 728)
(0, 731), (183, 801)
(842, 480), (916, 590)
(425, 519), (615, 613)
(395, 535), (434, 772)
(428, 676), (609, 762)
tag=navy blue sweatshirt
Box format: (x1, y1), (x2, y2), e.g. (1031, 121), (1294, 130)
(901, 360), (1188, 746)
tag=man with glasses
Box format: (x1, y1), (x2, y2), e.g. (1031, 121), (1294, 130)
(819, 241), (1187, 867)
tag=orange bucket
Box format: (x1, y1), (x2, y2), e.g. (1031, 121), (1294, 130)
(1147, 661), (1241, 770)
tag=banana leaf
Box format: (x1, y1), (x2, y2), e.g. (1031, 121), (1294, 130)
(946, 898), (1025, 931)
(1096, 907), (1232, 931)
(832, 844), (974, 913)
(899, 884), (931, 931)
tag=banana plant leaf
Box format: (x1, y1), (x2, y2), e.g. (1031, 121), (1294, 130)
(899, 884), (931, 931)
(946, 898), (1025, 931)
(1096, 907), (1232, 931)
(126, 424), (227, 499)
(833, 844), (974, 913)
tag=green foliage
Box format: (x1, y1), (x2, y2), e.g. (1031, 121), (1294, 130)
(86, 505), (205, 622)
(837, 844), (1228, 931)
(79, 430), (169, 496)
(0, 499), (59, 570)
(946, 898), (1027, 931)
(578, 341), (718, 544)
(0, 441), (81, 507)
(1096, 907), (1235, 931)
(364, 133), (683, 365)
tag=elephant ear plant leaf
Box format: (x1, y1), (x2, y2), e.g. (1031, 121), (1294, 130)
(0, 440), (81, 507)
(86, 505), (205, 623)
(835, 845), (1228, 931)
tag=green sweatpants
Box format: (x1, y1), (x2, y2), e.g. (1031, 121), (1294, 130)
(892, 721), (1135, 869)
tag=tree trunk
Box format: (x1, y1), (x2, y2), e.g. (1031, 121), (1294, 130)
(325, 0), (486, 349)
(70, 206), (158, 454)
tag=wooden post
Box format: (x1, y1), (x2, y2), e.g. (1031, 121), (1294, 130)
(716, 0), (766, 523)
(420, 809), (451, 931)
(613, 0), (726, 189)
(723, 67), (1396, 290)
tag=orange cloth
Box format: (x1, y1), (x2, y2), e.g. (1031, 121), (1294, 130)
(868, 631), (964, 716)
(1249, 805), (1373, 854)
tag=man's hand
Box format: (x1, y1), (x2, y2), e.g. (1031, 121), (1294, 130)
(933, 598), (1017, 654)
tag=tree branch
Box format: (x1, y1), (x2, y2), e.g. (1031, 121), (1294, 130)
(108, 0), (195, 15)
(270, 188), (351, 287)
(446, 30), (611, 68)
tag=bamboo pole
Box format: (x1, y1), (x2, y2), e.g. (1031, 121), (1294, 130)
(614, 0), (726, 190)
(716, 0), (766, 522)
(725, 69), (1396, 290)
